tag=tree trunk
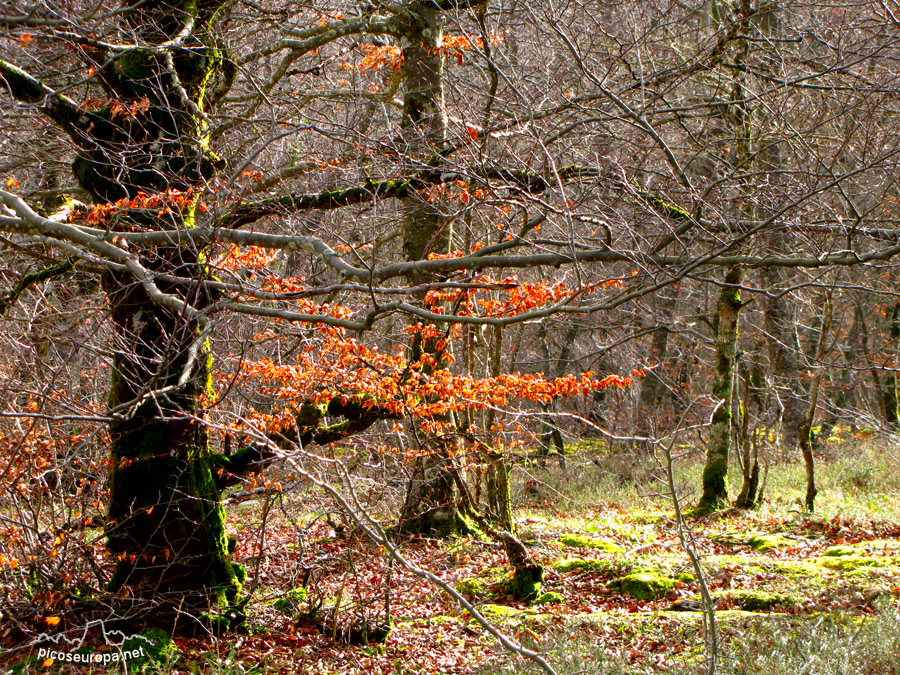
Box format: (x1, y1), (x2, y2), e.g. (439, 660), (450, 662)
(763, 248), (806, 459)
(635, 292), (678, 453)
(103, 265), (246, 622)
(43, 0), (244, 626)
(537, 322), (577, 465)
(397, 3), (475, 537)
(697, 266), (745, 512)
(734, 362), (760, 509)
(855, 300), (893, 428)
(798, 293), (833, 510)
(881, 302), (900, 430)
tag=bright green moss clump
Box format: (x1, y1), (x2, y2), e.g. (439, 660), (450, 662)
(609, 572), (675, 600)
(273, 587), (307, 615)
(819, 555), (892, 571)
(747, 534), (794, 552)
(455, 577), (491, 598)
(552, 557), (617, 574)
(712, 531), (794, 552)
(533, 591), (563, 605)
(558, 534), (624, 554)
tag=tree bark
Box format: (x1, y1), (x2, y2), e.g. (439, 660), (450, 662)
(734, 361), (760, 509)
(798, 293), (833, 510)
(635, 292), (678, 453)
(697, 266), (745, 512)
(397, 2), (477, 537)
(0, 0), (252, 626)
(881, 302), (900, 430)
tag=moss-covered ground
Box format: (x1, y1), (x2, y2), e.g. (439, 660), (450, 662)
(8, 439), (899, 674)
(203, 442), (899, 673)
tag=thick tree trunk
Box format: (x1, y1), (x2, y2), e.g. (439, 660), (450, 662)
(697, 266), (745, 512)
(55, 0), (243, 626)
(103, 265), (245, 620)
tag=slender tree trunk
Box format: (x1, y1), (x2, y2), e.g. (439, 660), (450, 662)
(484, 325), (514, 530)
(856, 301), (890, 426)
(734, 362), (760, 509)
(537, 322), (578, 465)
(636, 292), (677, 452)
(697, 266), (745, 512)
(798, 293), (833, 510)
(763, 248), (806, 459)
(881, 302), (900, 430)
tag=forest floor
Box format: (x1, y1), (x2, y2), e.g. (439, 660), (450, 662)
(179, 438), (900, 675)
(6, 438), (900, 674)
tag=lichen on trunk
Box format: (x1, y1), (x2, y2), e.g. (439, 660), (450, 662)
(697, 265), (745, 513)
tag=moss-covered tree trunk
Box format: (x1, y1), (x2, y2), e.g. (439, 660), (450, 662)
(697, 266), (745, 512)
(0, 0), (247, 626)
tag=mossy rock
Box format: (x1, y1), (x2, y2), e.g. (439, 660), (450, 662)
(455, 577), (491, 598)
(822, 545), (858, 557)
(552, 557), (616, 574)
(273, 587), (308, 615)
(471, 604), (536, 624)
(675, 572), (696, 583)
(609, 572), (675, 600)
(716, 590), (799, 611)
(747, 534), (794, 552)
(707, 554), (771, 576)
(558, 533), (624, 554)
(533, 591), (563, 606)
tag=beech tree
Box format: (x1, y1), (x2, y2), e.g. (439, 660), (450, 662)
(3, 0), (900, 633)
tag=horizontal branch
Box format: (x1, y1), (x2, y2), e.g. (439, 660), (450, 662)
(0, 58), (84, 142)
(219, 165), (566, 229)
(239, 15), (404, 64)
(4, 203), (900, 290)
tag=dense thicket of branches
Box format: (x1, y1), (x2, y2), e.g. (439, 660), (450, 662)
(2, 0), (900, 639)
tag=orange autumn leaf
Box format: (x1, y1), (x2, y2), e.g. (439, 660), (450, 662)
(45, 616), (61, 625)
